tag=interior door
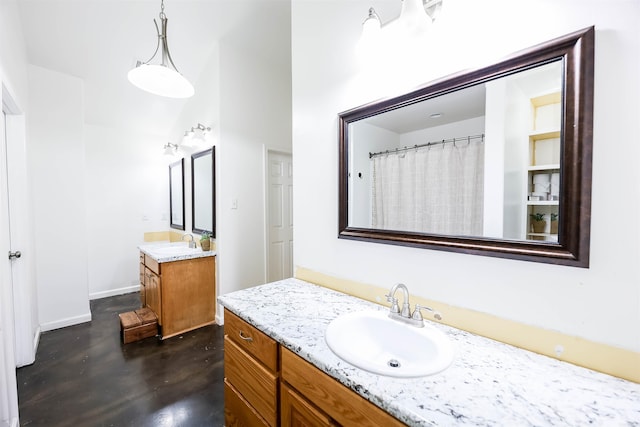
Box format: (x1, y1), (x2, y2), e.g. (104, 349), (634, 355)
(3, 88), (36, 368)
(267, 151), (293, 281)
(0, 105), (20, 427)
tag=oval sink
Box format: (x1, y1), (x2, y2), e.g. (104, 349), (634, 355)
(325, 310), (454, 377)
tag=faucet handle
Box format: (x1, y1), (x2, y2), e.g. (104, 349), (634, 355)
(385, 294), (400, 314)
(412, 304), (442, 321)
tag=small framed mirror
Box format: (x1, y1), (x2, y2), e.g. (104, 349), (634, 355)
(339, 27), (594, 267)
(191, 147), (215, 237)
(169, 159), (185, 230)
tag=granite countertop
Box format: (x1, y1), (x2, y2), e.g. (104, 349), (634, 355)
(218, 278), (640, 426)
(138, 242), (216, 263)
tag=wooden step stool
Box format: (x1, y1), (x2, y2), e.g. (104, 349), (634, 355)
(119, 307), (158, 344)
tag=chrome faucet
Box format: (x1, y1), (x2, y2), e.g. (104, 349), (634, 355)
(182, 233), (196, 248)
(387, 283), (411, 318)
(385, 283), (442, 328)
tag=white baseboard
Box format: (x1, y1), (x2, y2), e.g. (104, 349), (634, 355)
(40, 312), (92, 332)
(215, 312), (224, 325)
(215, 302), (225, 325)
(89, 284), (140, 300)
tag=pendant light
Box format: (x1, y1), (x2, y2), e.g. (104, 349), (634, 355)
(128, 0), (194, 98)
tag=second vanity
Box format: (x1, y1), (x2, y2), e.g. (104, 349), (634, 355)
(218, 278), (640, 426)
(139, 242), (216, 339)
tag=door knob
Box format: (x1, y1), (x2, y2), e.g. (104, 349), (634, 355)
(8, 251), (21, 260)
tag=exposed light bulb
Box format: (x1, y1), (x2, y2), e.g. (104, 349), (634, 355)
(357, 7), (383, 67)
(398, 0), (432, 37)
(361, 7), (382, 40)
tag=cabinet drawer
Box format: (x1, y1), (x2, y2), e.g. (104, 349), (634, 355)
(224, 379), (270, 427)
(144, 254), (160, 275)
(281, 348), (406, 427)
(224, 309), (278, 371)
(225, 336), (278, 426)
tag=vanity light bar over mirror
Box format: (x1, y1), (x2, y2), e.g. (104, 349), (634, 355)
(338, 26), (594, 267)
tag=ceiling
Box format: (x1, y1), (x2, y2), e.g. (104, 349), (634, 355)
(362, 60), (562, 135)
(17, 0), (291, 136)
(366, 84), (486, 134)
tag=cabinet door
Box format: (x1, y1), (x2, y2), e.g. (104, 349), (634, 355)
(139, 261), (146, 307)
(281, 383), (335, 427)
(144, 267), (162, 325)
(160, 257), (215, 338)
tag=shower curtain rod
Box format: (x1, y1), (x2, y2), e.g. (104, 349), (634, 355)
(369, 133), (485, 159)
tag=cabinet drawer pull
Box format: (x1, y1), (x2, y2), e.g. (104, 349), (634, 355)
(239, 331), (253, 342)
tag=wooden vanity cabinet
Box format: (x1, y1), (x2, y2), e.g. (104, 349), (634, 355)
(224, 309), (278, 426)
(223, 309), (407, 427)
(139, 252), (215, 339)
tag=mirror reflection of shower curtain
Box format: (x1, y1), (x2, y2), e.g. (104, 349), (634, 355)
(371, 141), (484, 235)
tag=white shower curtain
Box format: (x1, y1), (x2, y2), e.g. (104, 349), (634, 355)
(371, 140), (484, 235)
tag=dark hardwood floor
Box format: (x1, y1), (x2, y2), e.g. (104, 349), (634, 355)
(16, 292), (225, 427)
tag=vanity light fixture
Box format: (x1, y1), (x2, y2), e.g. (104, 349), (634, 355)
(181, 123), (212, 147)
(359, 0), (442, 43)
(127, 0), (195, 98)
(191, 123), (211, 136)
(163, 142), (179, 156)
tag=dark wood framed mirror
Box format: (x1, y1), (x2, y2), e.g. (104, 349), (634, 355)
(338, 26), (594, 267)
(191, 147), (215, 237)
(169, 158), (185, 230)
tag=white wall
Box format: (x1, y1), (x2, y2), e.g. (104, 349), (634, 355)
(28, 65), (91, 331)
(84, 124), (170, 299)
(166, 43), (221, 237)
(292, 0), (640, 352)
(0, 0), (28, 106)
(215, 38), (292, 316)
(350, 123), (398, 227)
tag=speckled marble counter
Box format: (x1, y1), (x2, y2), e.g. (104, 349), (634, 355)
(138, 242), (216, 263)
(218, 278), (640, 426)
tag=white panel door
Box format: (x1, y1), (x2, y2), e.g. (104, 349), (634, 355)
(0, 108), (19, 427)
(5, 112), (34, 368)
(267, 152), (293, 281)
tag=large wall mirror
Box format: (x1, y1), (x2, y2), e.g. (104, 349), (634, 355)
(191, 147), (215, 237)
(339, 27), (594, 267)
(169, 159), (185, 230)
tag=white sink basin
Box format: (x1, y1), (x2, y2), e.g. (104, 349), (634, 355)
(325, 310), (454, 377)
